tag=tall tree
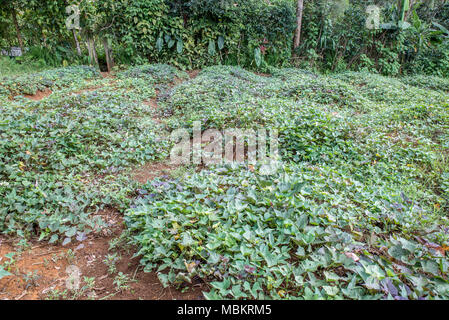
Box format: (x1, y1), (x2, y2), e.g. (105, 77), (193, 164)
(10, 6), (23, 51)
(293, 0), (304, 49)
(72, 29), (82, 55)
(0, 0), (25, 51)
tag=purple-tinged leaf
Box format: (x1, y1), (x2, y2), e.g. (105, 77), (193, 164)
(381, 278), (398, 296)
(62, 237), (71, 246)
(76, 232), (87, 242)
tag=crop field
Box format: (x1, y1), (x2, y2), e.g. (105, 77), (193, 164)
(0, 64), (448, 300)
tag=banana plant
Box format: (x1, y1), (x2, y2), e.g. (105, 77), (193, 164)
(405, 9), (448, 53)
(407, 9), (432, 51)
(398, 0), (410, 24)
(432, 22), (449, 44)
(381, 0), (412, 30)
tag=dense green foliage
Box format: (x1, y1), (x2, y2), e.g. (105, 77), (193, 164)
(0, 56), (49, 77)
(0, 60), (448, 299)
(298, 0), (449, 76)
(125, 65), (449, 300)
(0, 65), (178, 241)
(0, 65), (100, 96)
(91, 0), (296, 68)
(117, 64), (188, 83)
(1, 1), (447, 74)
(1, 0), (448, 302)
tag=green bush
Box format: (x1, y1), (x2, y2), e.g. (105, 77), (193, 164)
(0, 56), (48, 78)
(0, 65), (100, 96)
(117, 64), (188, 83)
(99, 0), (296, 69)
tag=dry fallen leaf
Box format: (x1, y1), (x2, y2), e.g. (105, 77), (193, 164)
(344, 252), (360, 262)
(184, 260), (196, 273)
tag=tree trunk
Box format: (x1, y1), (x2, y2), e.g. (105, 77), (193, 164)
(86, 37), (93, 65)
(102, 38), (114, 72)
(73, 29), (81, 56)
(87, 35), (99, 68)
(294, 0), (304, 50)
(91, 37), (99, 67)
(11, 7), (24, 52)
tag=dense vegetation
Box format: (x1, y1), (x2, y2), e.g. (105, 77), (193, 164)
(0, 0), (448, 75)
(1, 62), (447, 299)
(0, 65), (177, 241)
(0, 0), (448, 301)
(125, 66), (449, 300)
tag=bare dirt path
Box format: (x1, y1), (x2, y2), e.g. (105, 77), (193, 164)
(23, 89), (53, 101)
(0, 163), (204, 300)
(0, 208), (204, 300)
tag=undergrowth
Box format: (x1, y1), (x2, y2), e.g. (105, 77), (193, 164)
(1, 64), (448, 299)
(126, 65), (449, 300)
